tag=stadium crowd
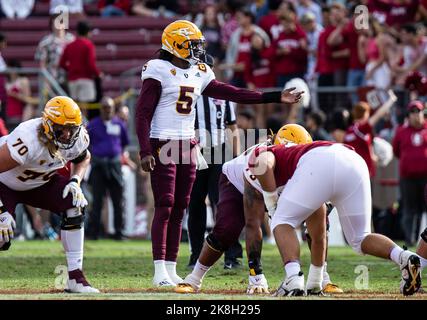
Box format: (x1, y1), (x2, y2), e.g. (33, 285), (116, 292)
(0, 0), (426, 255)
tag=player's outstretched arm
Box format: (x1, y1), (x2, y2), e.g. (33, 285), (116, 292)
(202, 80), (303, 105)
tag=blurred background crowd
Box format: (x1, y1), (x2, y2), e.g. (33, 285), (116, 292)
(0, 0), (426, 256)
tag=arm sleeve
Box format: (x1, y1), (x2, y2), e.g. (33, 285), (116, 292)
(135, 78), (161, 159)
(202, 80), (282, 104)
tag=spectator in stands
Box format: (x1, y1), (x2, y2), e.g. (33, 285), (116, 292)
(258, 0), (283, 40)
(50, 0), (85, 20)
(87, 97), (129, 240)
(344, 91), (397, 179)
(246, 33), (275, 90)
(237, 108), (261, 150)
(393, 24), (427, 86)
(35, 14), (75, 90)
(300, 12), (323, 110)
(98, 0), (131, 16)
(132, 0), (178, 18)
(360, 17), (395, 90)
(327, 3), (349, 91)
(328, 10), (366, 104)
(393, 100), (427, 247)
(296, 0), (323, 25)
(316, 6), (335, 114)
(273, 11), (308, 87)
(223, 7), (270, 87)
(328, 108), (350, 142)
(5, 60), (35, 124)
(59, 21), (101, 110)
(0, 0), (34, 19)
(0, 33), (7, 121)
(196, 4), (225, 62)
(220, 0), (245, 49)
(305, 110), (332, 141)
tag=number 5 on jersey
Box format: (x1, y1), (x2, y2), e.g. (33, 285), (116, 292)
(176, 86), (195, 114)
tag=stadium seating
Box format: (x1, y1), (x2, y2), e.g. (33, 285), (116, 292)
(0, 14), (172, 98)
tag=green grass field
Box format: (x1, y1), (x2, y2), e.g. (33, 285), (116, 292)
(0, 239), (425, 300)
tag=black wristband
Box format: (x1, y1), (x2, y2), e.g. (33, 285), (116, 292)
(69, 177), (79, 184)
(261, 91), (282, 103)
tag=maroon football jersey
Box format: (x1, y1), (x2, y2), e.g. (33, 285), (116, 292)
(250, 141), (343, 188)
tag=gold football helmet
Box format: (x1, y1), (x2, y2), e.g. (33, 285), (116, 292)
(42, 96), (82, 150)
(161, 20), (206, 64)
(274, 124), (313, 145)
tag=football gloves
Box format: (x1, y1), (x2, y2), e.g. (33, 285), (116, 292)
(247, 274), (269, 295)
(62, 175), (88, 208)
(0, 211), (16, 243)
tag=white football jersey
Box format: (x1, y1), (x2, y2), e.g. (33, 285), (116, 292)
(223, 142), (285, 195)
(0, 118), (89, 191)
(222, 144), (261, 194)
(141, 59), (215, 140)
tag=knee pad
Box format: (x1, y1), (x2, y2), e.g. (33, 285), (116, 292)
(61, 208), (84, 231)
(206, 233), (227, 253)
(421, 227), (427, 243)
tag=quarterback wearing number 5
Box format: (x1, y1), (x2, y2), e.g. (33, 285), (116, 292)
(0, 96), (98, 293)
(135, 20), (303, 287)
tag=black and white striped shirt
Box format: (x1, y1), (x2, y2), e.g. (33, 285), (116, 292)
(195, 96), (236, 148)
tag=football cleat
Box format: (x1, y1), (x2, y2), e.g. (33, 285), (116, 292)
(247, 274), (269, 295)
(174, 274), (201, 294)
(153, 276), (176, 287)
(65, 269), (100, 293)
(306, 283), (324, 296)
(399, 251), (421, 296)
(322, 283), (344, 294)
(273, 272), (305, 297)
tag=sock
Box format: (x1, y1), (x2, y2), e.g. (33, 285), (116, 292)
(322, 262), (331, 287)
(61, 228), (84, 272)
(284, 261), (301, 278)
(390, 246), (404, 265)
(154, 260), (169, 279)
(420, 256), (427, 270)
(165, 261), (183, 283)
(191, 261), (211, 283)
(306, 264), (324, 288)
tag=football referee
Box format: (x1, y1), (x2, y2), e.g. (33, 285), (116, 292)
(187, 54), (242, 269)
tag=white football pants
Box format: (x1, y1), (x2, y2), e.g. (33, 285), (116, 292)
(271, 144), (371, 254)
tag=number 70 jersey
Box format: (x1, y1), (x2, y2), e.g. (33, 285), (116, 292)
(141, 59), (215, 140)
(0, 118), (89, 191)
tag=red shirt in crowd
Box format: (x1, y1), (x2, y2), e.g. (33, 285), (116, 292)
(98, 0), (131, 13)
(235, 33), (253, 80)
(59, 37), (100, 81)
(258, 13), (280, 40)
(344, 121), (376, 177)
(273, 27), (307, 75)
(245, 46), (276, 88)
(316, 26), (335, 74)
(393, 122), (427, 178)
(369, 0), (419, 27)
(342, 20), (365, 70)
(329, 26), (349, 72)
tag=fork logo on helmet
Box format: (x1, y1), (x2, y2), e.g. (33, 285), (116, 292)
(161, 20), (206, 64)
(274, 124), (313, 146)
(42, 96), (83, 150)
